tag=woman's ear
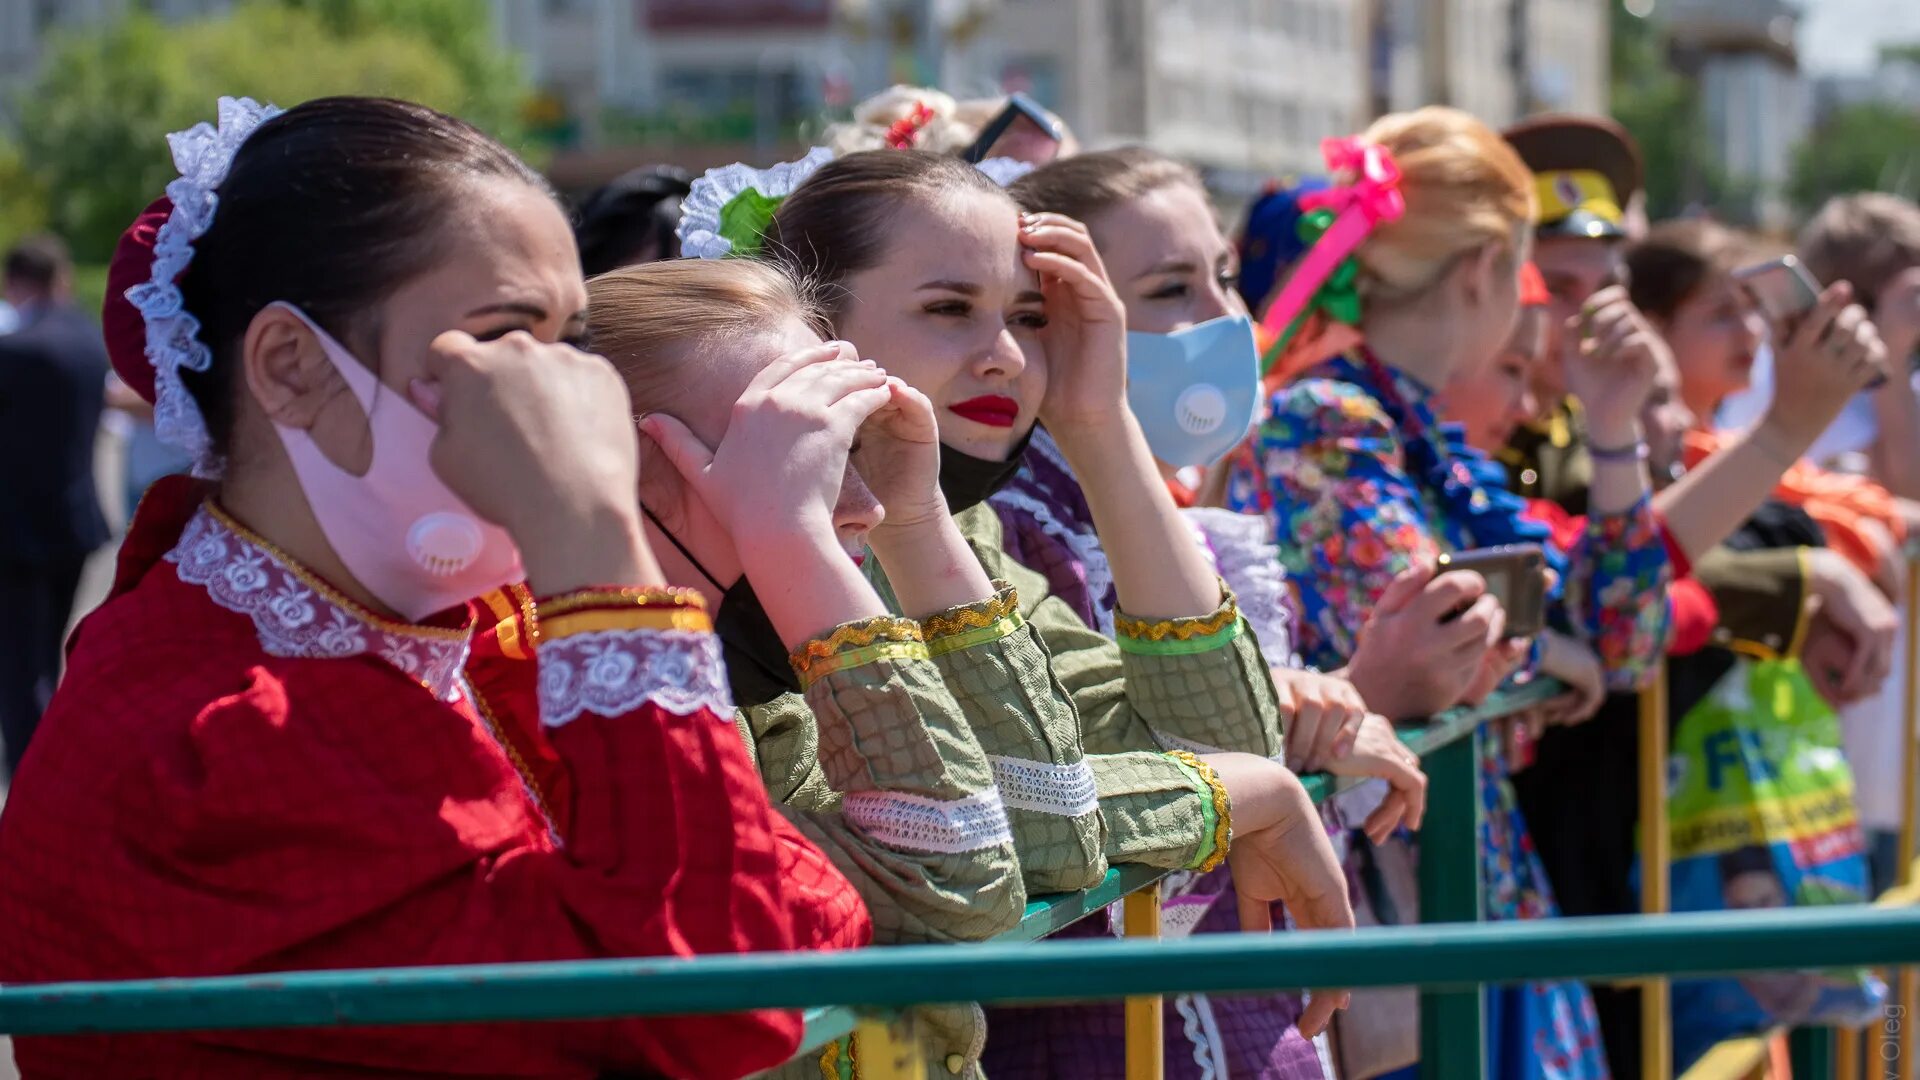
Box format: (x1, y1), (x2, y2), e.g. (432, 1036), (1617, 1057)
(1459, 241), (1505, 309)
(240, 305), (344, 431)
(238, 304), (372, 475)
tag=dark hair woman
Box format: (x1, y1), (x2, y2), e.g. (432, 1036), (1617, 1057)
(0, 96), (869, 1079)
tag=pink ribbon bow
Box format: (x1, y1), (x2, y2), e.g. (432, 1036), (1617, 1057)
(1258, 137), (1408, 338)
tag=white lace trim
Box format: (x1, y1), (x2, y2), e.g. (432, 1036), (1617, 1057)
(1173, 993), (1229, 1080)
(975, 156), (1036, 188)
(841, 787), (1013, 855)
(990, 446), (1117, 635)
(123, 96), (283, 477)
(677, 146), (834, 260)
(987, 755), (1099, 817)
(167, 507), (469, 700)
(537, 628), (733, 727)
(1183, 507), (1299, 669)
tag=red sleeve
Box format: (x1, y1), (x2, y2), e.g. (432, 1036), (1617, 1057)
(1666, 578), (1720, 657)
(2, 586), (867, 1080)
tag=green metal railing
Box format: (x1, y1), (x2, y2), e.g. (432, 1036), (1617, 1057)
(3, 620), (1914, 1080)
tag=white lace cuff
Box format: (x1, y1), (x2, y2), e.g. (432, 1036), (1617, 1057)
(988, 755), (1100, 817)
(537, 627), (733, 727)
(841, 788), (1014, 854)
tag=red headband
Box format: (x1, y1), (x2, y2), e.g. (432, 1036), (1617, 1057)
(102, 196), (176, 404)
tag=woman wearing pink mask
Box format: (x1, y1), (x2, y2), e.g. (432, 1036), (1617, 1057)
(0, 96), (870, 1080)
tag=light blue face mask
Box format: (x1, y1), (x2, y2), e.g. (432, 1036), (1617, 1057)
(1124, 314), (1261, 468)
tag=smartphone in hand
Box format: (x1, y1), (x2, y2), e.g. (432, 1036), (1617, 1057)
(1733, 255), (1887, 389)
(1436, 543), (1550, 639)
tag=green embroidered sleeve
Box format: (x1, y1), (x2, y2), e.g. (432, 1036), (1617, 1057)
(1090, 751), (1230, 871)
(733, 614), (1024, 945)
(946, 504), (1286, 759)
(919, 582), (1108, 894)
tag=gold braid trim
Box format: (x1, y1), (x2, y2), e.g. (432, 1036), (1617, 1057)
(535, 586), (707, 619)
(1113, 587), (1241, 643)
(1166, 749), (1232, 873)
(790, 615), (925, 680)
(919, 582), (1020, 641)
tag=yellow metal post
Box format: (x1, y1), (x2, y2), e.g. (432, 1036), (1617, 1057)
(1123, 882), (1165, 1080)
(854, 1014), (927, 1080)
(1835, 1028), (1859, 1079)
(1899, 555), (1919, 1080)
(1640, 665), (1673, 1080)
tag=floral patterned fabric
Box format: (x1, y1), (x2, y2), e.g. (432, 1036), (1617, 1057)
(1227, 351), (1668, 1080)
(1225, 351), (1671, 691)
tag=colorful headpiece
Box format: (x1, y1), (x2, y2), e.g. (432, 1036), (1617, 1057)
(676, 147), (836, 260)
(884, 102), (936, 150)
(1255, 136), (1405, 373)
(679, 145), (1038, 261)
(103, 96), (283, 476)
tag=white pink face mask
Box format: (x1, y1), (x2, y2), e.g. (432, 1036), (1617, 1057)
(267, 302), (523, 622)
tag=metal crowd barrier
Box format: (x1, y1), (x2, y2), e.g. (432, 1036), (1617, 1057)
(4, 561), (1917, 1080)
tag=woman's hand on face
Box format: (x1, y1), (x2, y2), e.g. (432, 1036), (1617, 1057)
(1202, 752), (1355, 1038)
(1562, 286), (1666, 441)
(640, 343), (892, 542)
(1274, 667), (1368, 773)
(856, 377), (951, 537)
(1346, 560), (1506, 720)
(1320, 712), (1429, 845)
(1764, 282), (1891, 446)
(419, 330), (649, 590)
(1020, 212), (1130, 435)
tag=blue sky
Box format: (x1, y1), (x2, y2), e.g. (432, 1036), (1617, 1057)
(1799, 0), (1920, 74)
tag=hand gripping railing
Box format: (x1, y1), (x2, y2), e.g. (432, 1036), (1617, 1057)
(3, 652), (1912, 1080)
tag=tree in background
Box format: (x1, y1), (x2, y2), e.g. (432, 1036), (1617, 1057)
(1788, 102), (1920, 213)
(0, 0), (534, 266)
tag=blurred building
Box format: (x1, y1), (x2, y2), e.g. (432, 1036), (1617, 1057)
(506, 0), (1611, 201)
(1661, 0), (1810, 228)
(1816, 43), (1920, 118)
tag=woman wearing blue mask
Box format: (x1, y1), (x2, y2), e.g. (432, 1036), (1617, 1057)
(0, 95), (873, 1080)
(744, 147), (1382, 1078)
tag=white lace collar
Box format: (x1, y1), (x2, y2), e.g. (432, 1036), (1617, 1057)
(166, 504), (472, 701)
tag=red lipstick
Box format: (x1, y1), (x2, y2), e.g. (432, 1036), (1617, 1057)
(948, 395), (1020, 429)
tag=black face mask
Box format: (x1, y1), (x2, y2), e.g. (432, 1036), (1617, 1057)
(938, 426), (1037, 513)
(641, 508), (799, 709)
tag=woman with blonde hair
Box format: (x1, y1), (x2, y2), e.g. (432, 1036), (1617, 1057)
(1226, 106), (1676, 1078)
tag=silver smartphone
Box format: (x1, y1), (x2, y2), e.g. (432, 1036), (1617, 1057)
(1732, 255), (1822, 322)
(1732, 255), (1885, 388)
(1435, 543), (1549, 640)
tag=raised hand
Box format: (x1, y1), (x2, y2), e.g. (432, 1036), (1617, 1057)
(641, 344), (891, 539)
(1562, 286), (1666, 440)
(1762, 282), (1890, 448)
(1020, 211), (1130, 435)
(417, 329), (651, 594)
(855, 376), (949, 535)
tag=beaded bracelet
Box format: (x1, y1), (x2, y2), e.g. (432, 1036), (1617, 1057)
(1589, 439), (1649, 464)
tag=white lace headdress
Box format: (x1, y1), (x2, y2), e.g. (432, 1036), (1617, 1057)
(123, 95), (283, 477)
(678, 147), (1038, 262)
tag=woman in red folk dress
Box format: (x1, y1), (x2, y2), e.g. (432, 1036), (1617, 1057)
(0, 95), (870, 1079)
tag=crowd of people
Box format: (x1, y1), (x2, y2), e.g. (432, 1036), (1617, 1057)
(0, 80), (1913, 1080)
